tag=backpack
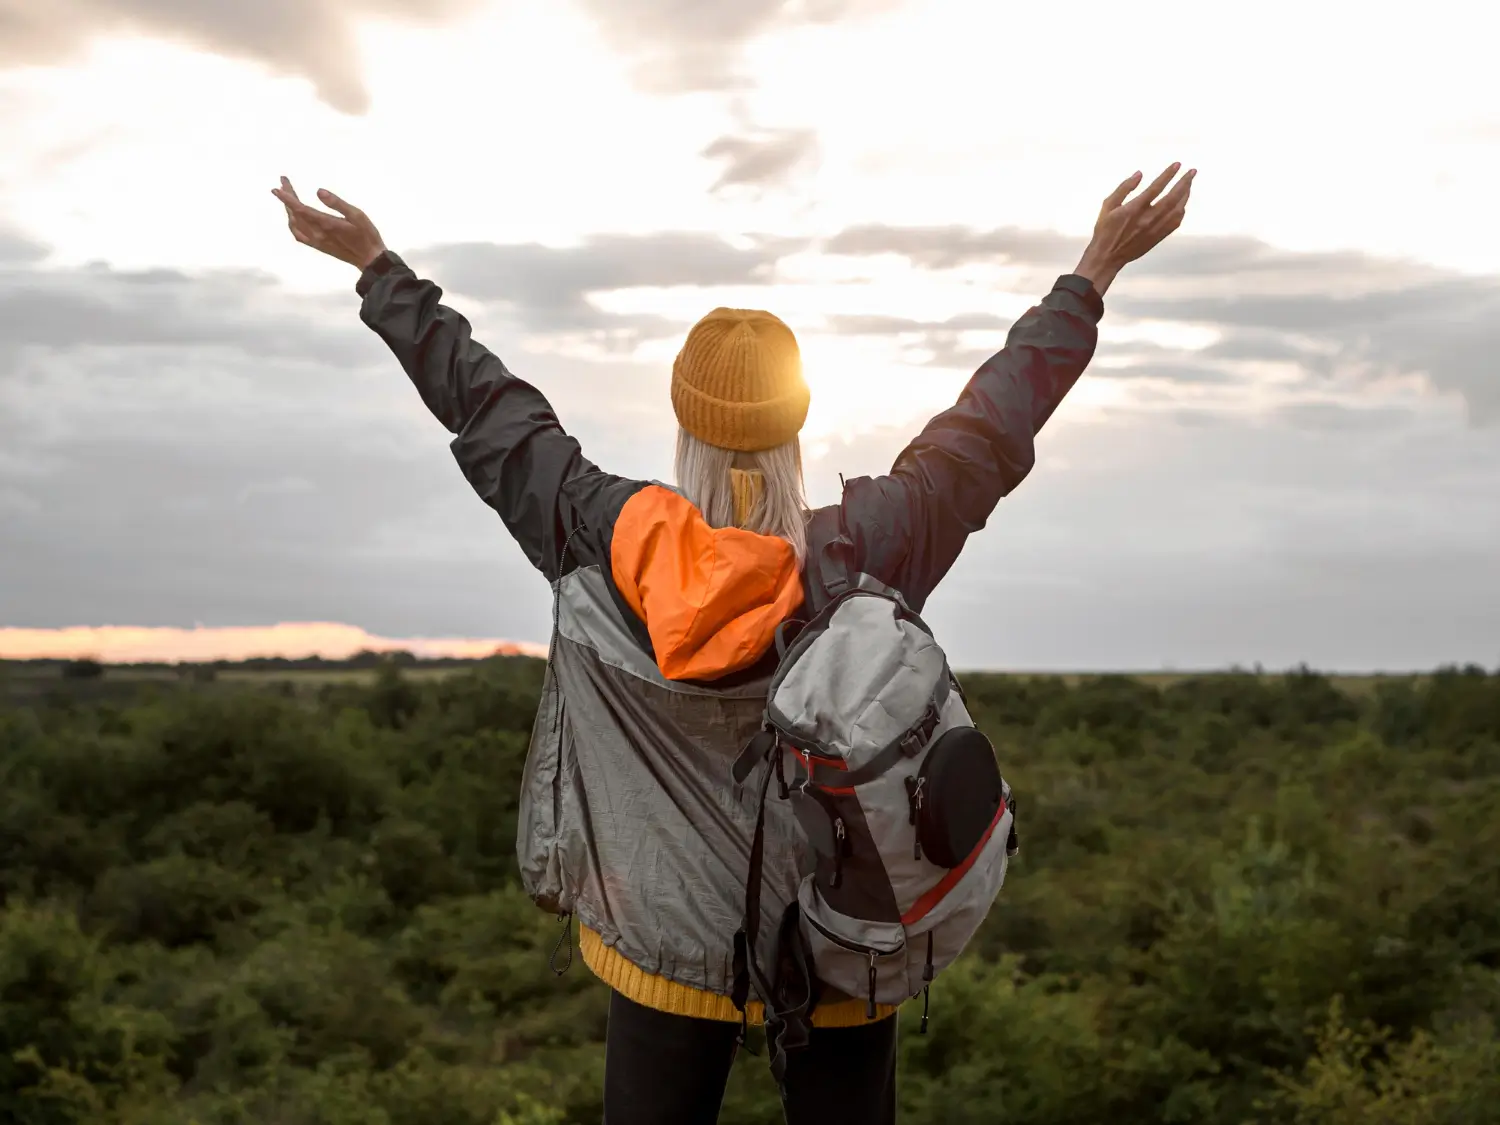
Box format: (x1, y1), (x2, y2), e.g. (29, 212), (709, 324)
(730, 576), (1019, 1084)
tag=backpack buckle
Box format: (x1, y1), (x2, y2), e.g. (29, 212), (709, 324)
(899, 701), (942, 758)
(732, 728), (777, 785)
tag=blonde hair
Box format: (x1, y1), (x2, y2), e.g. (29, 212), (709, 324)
(674, 427), (809, 562)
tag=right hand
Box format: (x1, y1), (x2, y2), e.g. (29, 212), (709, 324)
(271, 177), (388, 271)
(1074, 163), (1195, 295)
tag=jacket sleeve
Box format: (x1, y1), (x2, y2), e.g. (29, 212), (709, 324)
(355, 249), (597, 581)
(838, 273), (1103, 611)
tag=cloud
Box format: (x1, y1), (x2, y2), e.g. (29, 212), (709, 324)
(0, 234), (698, 645)
(814, 224), (1500, 424)
(1098, 362), (1246, 385)
(1268, 400), (1424, 434)
(3, 221), (1499, 669)
(1109, 272), (1500, 424)
(411, 231), (801, 345)
(0, 229), (797, 373)
(823, 224), (1081, 271)
(0, 260), (362, 366)
(0, 228), (48, 264)
(819, 312), (1011, 370)
(0, 0), (483, 114)
(702, 126), (820, 192)
(805, 403), (1500, 672)
(573, 0), (900, 92)
(1198, 328), (1328, 365)
(818, 313), (1244, 381)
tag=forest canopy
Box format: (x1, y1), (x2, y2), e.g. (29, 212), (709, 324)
(1, 658), (1497, 1124)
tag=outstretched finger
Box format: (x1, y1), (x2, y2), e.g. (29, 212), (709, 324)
(1129, 162), (1182, 209)
(1159, 167), (1196, 208)
(275, 191), (341, 231)
(274, 178), (340, 219)
(271, 186), (308, 214)
(317, 189), (364, 222)
(1103, 170), (1143, 209)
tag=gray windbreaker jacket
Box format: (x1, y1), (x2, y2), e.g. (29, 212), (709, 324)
(354, 249), (1102, 1010)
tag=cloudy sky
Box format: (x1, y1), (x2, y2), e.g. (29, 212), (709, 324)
(1, 0), (1497, 671)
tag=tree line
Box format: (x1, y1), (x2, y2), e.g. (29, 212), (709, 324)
(1, 659), (1497, 1123)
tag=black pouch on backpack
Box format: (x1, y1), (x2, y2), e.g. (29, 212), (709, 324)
(910, 726), (1005, 868)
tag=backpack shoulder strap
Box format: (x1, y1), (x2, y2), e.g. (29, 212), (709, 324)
(732, 738), (815, 1091)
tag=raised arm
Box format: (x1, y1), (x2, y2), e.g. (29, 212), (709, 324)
(832, 163), (1196, 610)
(271, 178), (597, 581)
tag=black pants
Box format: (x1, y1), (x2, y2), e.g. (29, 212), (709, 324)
(602, 990), (898, 1125)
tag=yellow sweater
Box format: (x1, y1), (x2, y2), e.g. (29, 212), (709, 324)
(580, 926), (899, 1027)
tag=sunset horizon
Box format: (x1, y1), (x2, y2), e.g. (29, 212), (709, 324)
(4, 0), (1497, 672)
(0, 621), (1483, 675)
(0, 622), (548, 664)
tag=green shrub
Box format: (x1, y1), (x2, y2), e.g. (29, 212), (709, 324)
(1, 662), (1497, 1123)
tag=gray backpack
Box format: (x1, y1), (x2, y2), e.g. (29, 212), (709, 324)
(730, 578), (1018, 1082)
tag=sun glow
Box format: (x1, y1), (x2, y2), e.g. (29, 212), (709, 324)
(794, 332), (965, 442)
(590, 267), (1060, 441)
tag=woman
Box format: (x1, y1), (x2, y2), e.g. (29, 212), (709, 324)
(272, 163), (1193, 1124)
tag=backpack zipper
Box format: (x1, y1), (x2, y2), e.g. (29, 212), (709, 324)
(803, 912), (905, 959)
(803, 910), (905, 1014)
(920, 932), (935, 1034)
(803, 786), (852, 889)
(905, 774), (926, 860)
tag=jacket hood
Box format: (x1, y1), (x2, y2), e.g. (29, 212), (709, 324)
(610, 484), (803, 681)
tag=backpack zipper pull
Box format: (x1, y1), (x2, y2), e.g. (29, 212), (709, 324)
(866, 951), (878, 1020)
(909, 776), (925, 860)
(920, 933), (934, 1034)
(832, 817), (846, 888)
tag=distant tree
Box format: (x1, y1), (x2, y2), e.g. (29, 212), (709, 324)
(367, 661), (421, 729)
(60, 658), (104, 679)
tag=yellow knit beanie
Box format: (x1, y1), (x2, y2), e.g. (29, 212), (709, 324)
(671, 307), (810, 453)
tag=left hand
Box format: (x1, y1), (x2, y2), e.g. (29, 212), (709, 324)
(271, 177), (387, 270)
(1074, 163), (1195, 295)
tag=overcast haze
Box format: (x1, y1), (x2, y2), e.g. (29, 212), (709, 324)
(1, 0), (1497, 670)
